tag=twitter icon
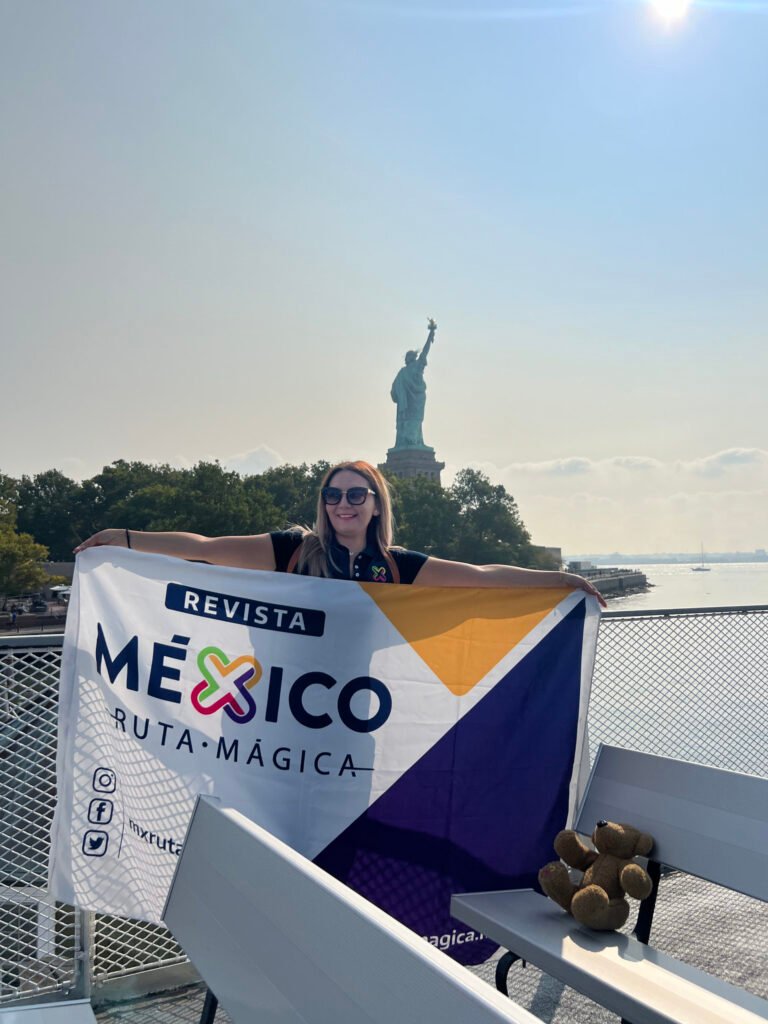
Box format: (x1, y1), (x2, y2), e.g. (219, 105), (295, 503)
(82, 830), (109, 857)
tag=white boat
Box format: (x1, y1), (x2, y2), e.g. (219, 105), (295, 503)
(692, 544), (711, 572)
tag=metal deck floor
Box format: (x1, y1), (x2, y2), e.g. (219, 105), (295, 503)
(95, 985), (232, 1024)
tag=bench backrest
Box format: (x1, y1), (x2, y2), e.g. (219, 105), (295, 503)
(163, 796), (541, 1024)
(0, 1000), (96, 1022)
(575, 745), (768, 903)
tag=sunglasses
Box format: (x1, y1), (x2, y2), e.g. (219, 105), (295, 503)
(322, 486), (376, 506)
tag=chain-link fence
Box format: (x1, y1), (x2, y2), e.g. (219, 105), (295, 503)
(2, 606), (767, 1013)
(0, 639), (81, 1006)
(591, 605), (768, 775)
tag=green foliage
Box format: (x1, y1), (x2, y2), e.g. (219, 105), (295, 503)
(5, 459), (546, 569)
(389, 475), (460, 557)
(17, 469), (82, 560)
(257, 462), (331, 529)
(0, 473), (18, 530)
(388, 467), (540, 566)
(174, 462), (252, 536)
(447, 468), (532, 566)
(0, 527), (50, 599)
(73, 461), (184, 541)
(527, 546), (561, 570)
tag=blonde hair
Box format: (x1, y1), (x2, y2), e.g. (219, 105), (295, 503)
(296, 461), (394, 577)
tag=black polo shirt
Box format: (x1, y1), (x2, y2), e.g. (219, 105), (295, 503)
(270, 530), (427, 584)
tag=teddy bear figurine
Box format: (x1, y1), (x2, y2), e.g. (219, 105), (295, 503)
(538, 819), (655, 931)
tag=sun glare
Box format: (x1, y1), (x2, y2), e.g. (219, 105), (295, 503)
(650, 0), (693, 21)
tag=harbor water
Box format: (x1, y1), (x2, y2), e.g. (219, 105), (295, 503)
(605, 560), (768, 611)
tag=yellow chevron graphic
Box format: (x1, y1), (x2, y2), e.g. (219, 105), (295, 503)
(361, 586), (571, 695)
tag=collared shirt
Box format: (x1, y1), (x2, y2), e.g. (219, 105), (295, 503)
(270, 531), (427, 584)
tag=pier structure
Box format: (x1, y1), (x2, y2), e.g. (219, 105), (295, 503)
(568, 563), (649, 598)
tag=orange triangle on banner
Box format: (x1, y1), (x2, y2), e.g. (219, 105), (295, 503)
(362, 585), (572, 696)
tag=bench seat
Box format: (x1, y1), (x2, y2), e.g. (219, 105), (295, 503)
(452, 745), (768, 1024)
(452, 888), (768, 1024)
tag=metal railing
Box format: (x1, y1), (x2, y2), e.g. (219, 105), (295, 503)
(1, 605), (767, 1010)
(591, 605), (768, 776)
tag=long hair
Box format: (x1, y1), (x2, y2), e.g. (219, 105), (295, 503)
(296, 461), (394, 577)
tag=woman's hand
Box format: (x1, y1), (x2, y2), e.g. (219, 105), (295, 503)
(558, 571), (607, 608)
(74, 529), (129, 554)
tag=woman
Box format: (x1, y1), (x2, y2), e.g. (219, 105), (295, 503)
(75, 459), (605, 602)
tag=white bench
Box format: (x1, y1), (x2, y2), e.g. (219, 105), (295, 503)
(0, 1001), (96, 1023)
(451, 744), (768, 1024)
(163, 795), (543, 1024)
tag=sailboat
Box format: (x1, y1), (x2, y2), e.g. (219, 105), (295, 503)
(692, 544), (711, 572)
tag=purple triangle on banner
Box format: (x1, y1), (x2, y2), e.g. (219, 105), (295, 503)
(314, 599), (587, 965)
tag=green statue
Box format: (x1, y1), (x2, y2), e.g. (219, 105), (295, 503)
(391, 318), (437, 449)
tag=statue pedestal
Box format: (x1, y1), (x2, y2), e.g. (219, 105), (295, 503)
(380, 447), (445, 485)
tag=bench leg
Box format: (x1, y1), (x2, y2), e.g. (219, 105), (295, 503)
(495, 950), (523, 996)
(199, 987), (218, 1024)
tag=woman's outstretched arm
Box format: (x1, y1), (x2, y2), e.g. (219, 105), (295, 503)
(413, 556), (606, 606)
(74, 529), (276, 572)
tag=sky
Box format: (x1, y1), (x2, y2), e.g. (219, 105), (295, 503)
(2, 0), (767, 554)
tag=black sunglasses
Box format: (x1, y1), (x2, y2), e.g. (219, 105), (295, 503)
(322, 486), (376, 506)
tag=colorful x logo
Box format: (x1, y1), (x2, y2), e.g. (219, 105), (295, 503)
(191, 646), (262, 723)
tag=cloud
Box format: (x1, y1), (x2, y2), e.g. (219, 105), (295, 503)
(161, 445), (286, 476)
(224, 444), (286, 477)
(604, 456), (664, 472)
(475, 454), (665, 478)
(446, 449), (768, 552)
(678, 448), (768, 477)
(459, 449), (768, 484)
(498, 457), (595, 476)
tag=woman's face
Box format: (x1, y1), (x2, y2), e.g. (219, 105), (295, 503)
(324, 469), (379, 542)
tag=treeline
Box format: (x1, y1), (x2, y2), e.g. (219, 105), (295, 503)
(0, 459), (556, 582)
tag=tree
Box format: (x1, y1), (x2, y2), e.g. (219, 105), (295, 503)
(16, 470), (81, 560)
(70, 462), (184, 542)
(258, 462), (331, 529)
(0, 527), (50, 603)
(173, 462), (252, 536)
(7, 458), (549, 572)
(110, 483), (188, 533)
(0, 472), (18, 530)
(448, 469), (533, 566)
(388, 475), (460, 557)
(89, 460), (180, 509)
(241, 475), (284, 535)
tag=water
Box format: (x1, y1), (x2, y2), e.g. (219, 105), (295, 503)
(604, 561), (768, 612)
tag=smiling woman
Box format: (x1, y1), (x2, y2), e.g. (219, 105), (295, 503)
(74, 459), (604, 602)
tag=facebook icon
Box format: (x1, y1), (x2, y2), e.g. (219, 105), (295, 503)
(88, 798), (114, 825)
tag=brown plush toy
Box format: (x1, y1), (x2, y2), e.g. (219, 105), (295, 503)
(538, 819), (654, 931)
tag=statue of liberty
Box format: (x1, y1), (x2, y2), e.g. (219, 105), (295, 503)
(390, 319), (436, 449)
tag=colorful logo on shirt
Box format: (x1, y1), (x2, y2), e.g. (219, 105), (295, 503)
(371, 565), (388, 582)
(191, 646), (262, 723)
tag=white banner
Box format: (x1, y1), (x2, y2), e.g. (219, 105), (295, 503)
(50, 547), (598, 964)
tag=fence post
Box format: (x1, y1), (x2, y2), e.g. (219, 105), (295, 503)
(71, 909), (94, 1001)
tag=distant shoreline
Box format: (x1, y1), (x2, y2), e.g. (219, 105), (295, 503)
(566, 554), (768, 566)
